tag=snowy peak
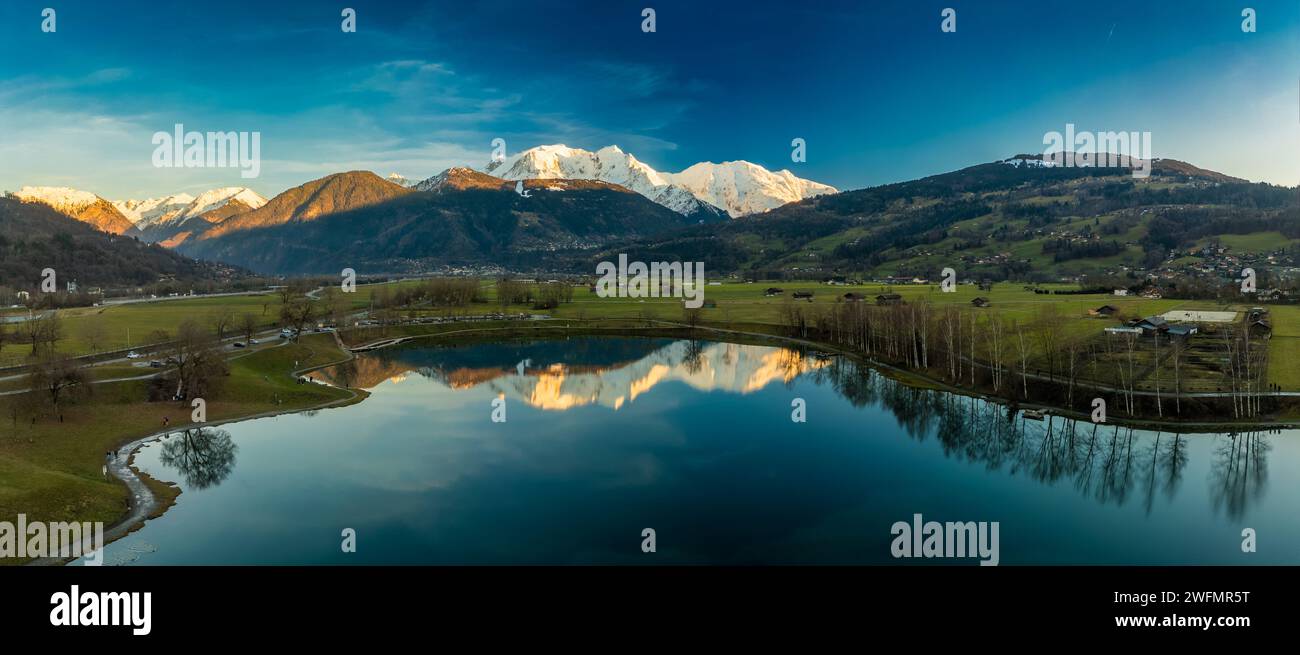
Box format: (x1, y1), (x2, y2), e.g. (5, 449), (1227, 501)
(386, 173), (417, 188)
(183, 187), (267, 222)
(114, 193), (196, 227)
(667, 161), (837, 217)
(115, 187), (267, 231)
(13, 186), (102, 213)
(10, 186), (138, 235)
(481, 144), (833, 219)
(482, 144), (721, 220)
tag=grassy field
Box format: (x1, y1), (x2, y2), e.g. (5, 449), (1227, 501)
(0, 281), (414, 367)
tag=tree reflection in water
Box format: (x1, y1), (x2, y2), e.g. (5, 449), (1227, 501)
(808, 355), (1273, 518)
(158, 427), (239, 490)
(1209, 432), (1270, 520)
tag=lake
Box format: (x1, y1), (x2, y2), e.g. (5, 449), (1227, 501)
(84, 336), (1299, 565)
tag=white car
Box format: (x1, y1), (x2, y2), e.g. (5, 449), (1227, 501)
(126, 351), (141, 359)
(249, 338), (260, 344)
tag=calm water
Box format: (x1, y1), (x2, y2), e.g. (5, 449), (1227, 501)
(85, 337), (1299, 565)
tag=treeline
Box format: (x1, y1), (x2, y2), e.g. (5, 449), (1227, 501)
(497, 278), (574, 310)
(373, 278), (486, 309)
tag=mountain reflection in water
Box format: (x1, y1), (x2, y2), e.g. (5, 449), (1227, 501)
(311, 337), (1277, 522)
(90, 336), (1291, 565)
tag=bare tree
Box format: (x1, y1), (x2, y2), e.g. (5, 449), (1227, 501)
(1033, 305), (1063, 383)
(1171, 337), (1185, 415)
(279, 297), (318, 343)
(1014, 320), (1030, 398)
(21, 312), (62, 355)
(29, 351), (88, 415)
(683, 306), (704, 329)
(81, 320), (108, 354)
(210, 306), (236, 341)
(163, 319), (229, 400)
(239, 313), (259, 344)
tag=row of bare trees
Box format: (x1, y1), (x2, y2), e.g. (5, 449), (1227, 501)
(782, 298), (1273, 420)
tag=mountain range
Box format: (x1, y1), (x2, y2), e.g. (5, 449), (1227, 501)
(601, 155), (1300, 282)
(480, 144), (835, 219)
(0, 196), (244, 290)
(112, 187), (268, 246)
(7, 146), (1296, 282)
(10, 187), (140, 236)
(175, 168), (705, 274)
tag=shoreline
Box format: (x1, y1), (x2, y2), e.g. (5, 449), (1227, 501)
(29, 344), (365, 566)
(37, 321), (1293, 565)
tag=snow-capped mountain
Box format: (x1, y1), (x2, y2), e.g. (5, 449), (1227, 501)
(482, 145), (727, 221)
(114, 194), (196, 228)
(111, 187), (268, 245)
(386, 173), (417, 188)
(10, 186), (138, 235)
(480, 144), (834, 219)
(667, 161), (837, 217)
(180, 187), (267, 222)
(12, 186), (101, 212)
(115, 188), (266, 228)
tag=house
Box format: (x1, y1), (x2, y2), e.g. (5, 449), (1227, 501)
(1165, 325), (1197, 338)
(1089, 304), (1119, 317)
(1113, 289), (1129, 296)
(764, 287), (785, 297)
(1105, 326), (1143, 335)
(875, 293), (903, 305)
(842, 292), (867, 302)
(792, 291), (814, 301)
(971, 297), (990, 308)
(1129, 316), (1168, 333)
(1249, 319), (1272, 338)
(1257, 288), (1285, 301)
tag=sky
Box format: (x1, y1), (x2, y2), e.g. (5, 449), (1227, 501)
(0, 0), (1297, 200)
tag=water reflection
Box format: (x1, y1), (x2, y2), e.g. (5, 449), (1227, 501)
(315, 337), (830, 411)
(808, 356), (1274, 520)
(158, 428), (238, 490)
(316, 338), (1278, 520)
(90, 337), (1297, 565)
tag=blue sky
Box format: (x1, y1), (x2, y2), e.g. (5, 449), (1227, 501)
(1, 0), (1297, 200)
